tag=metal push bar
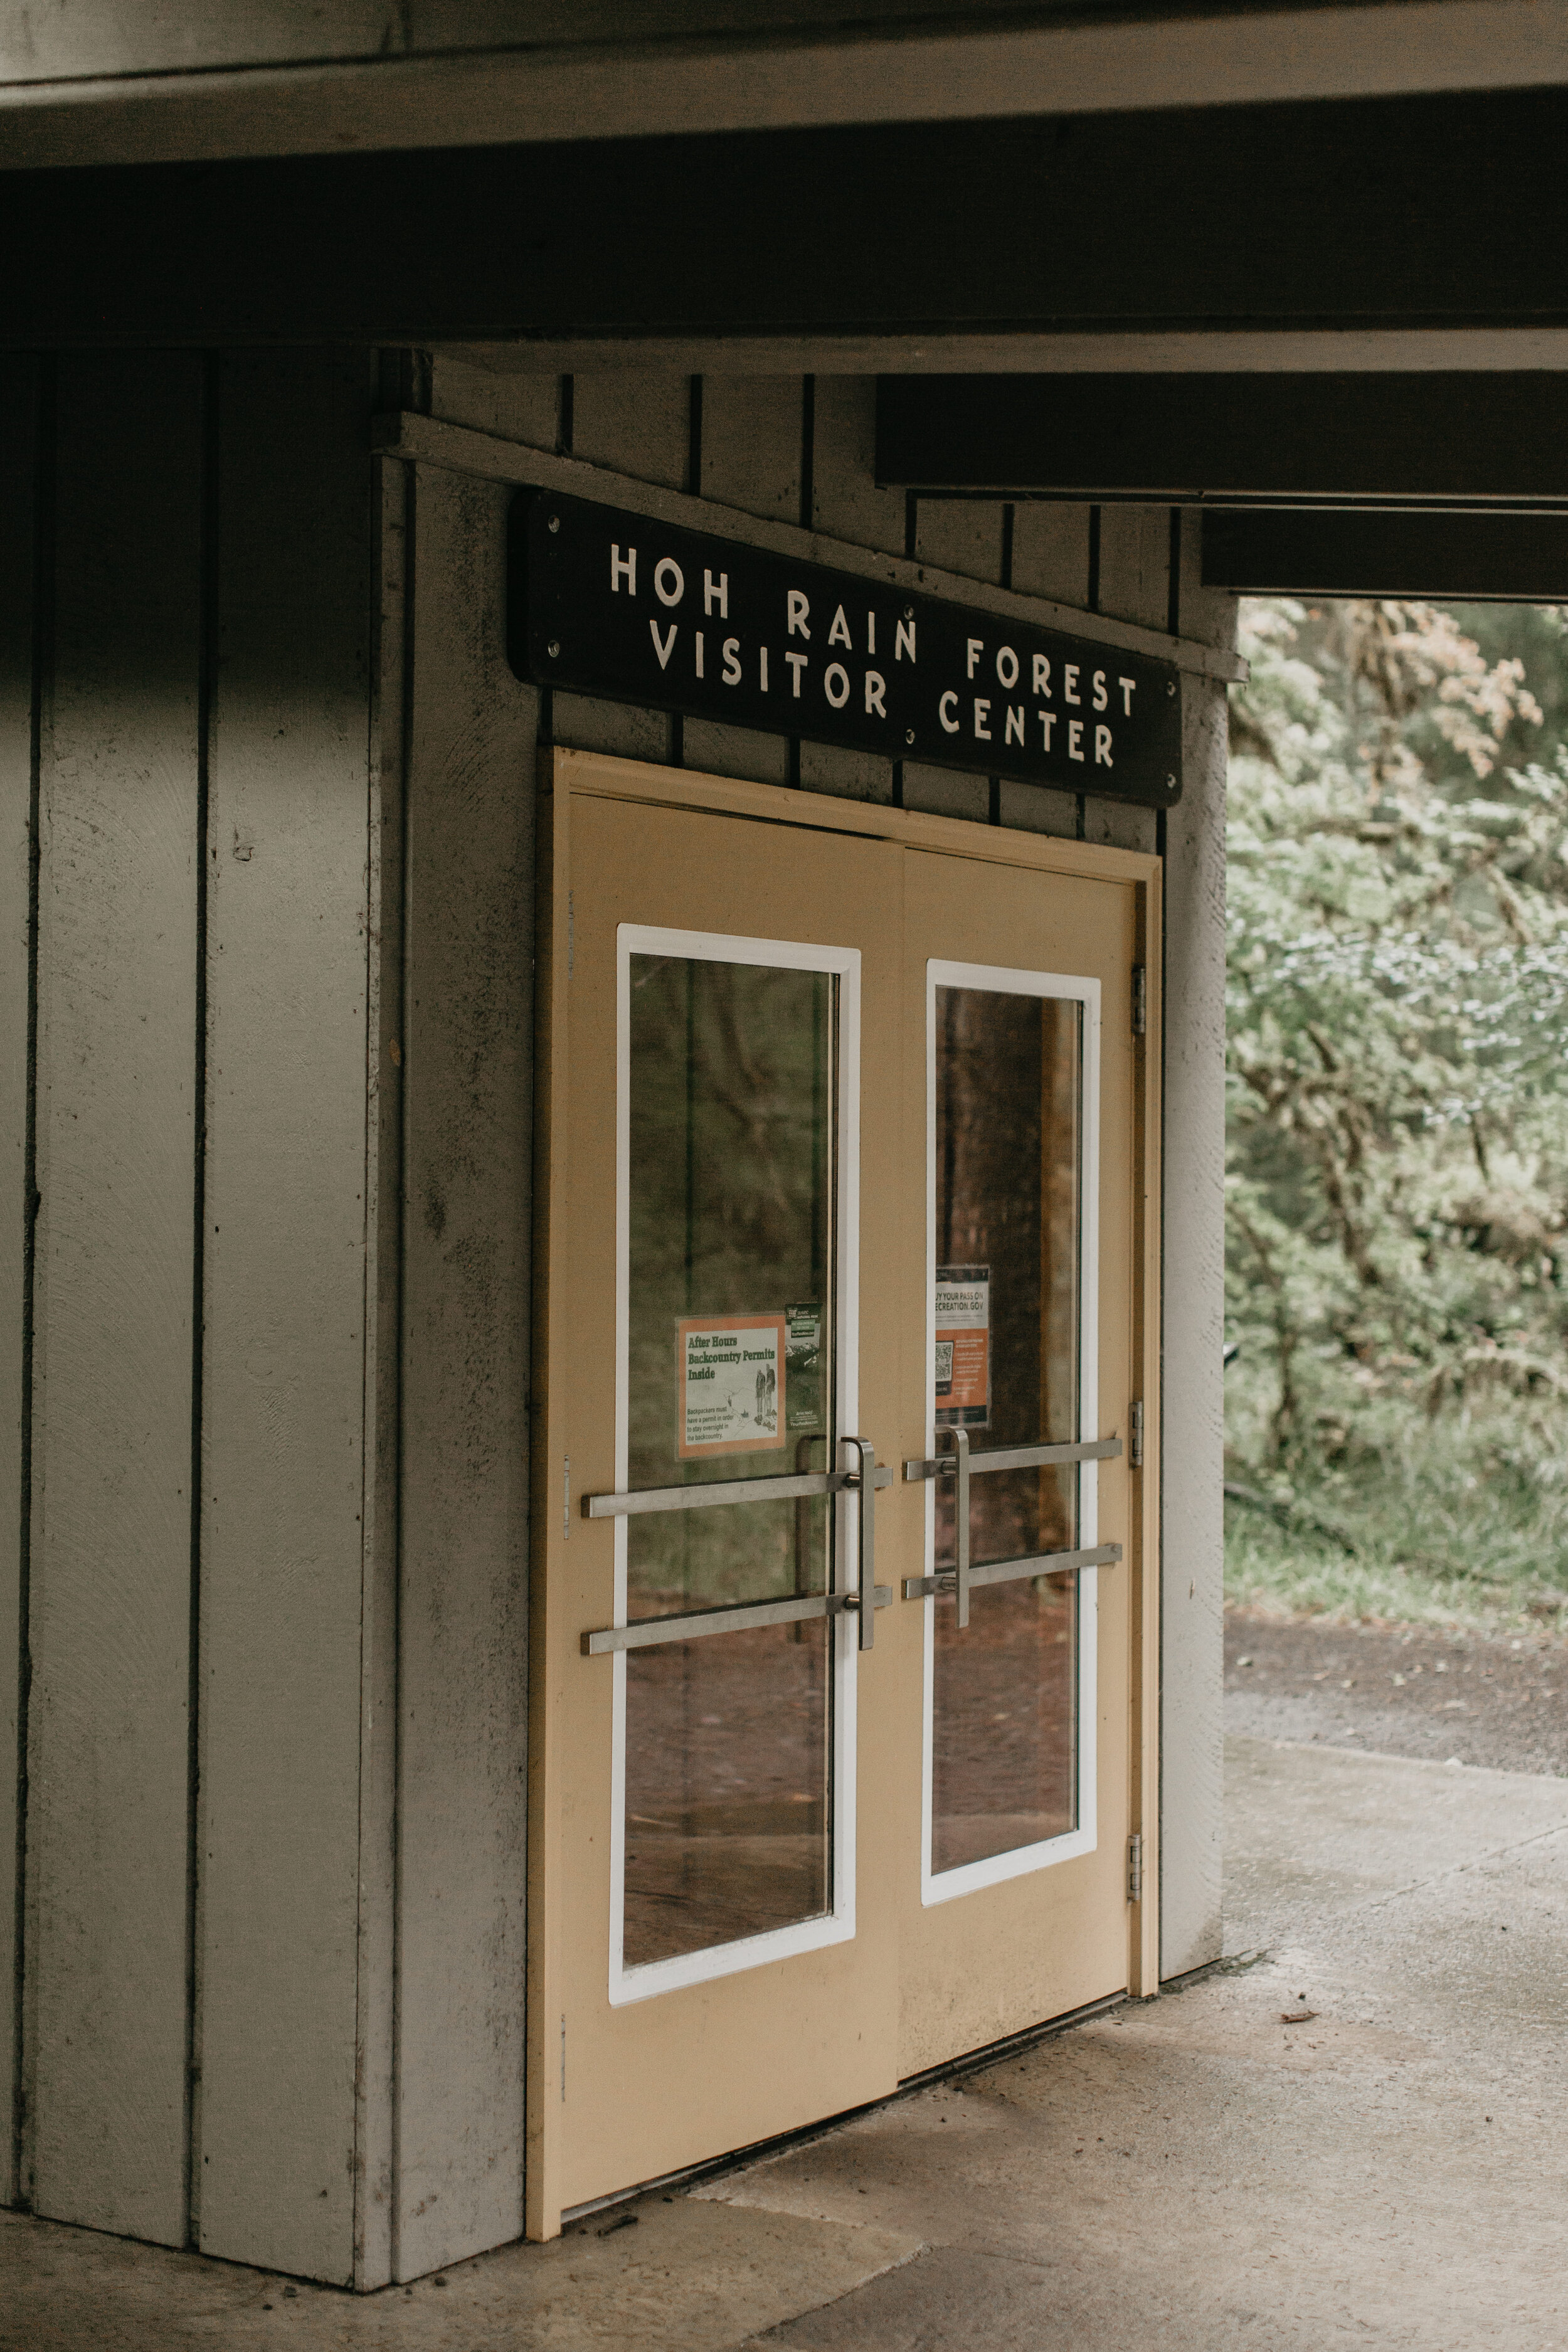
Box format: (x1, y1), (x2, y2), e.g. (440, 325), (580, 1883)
(581, 1437), (893, 1657)
(901, 1436), (1122, 1483)
(899, 1426), (1123, 1614)
(901, 1540), (1122, 1603)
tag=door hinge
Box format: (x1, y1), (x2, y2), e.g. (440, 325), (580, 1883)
(1131, 965), (1147, 1036)
(1128, 1832), (1144, 1904)
(1129, 1401), (1144, 1470)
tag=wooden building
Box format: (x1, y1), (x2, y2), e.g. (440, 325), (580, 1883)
(0, 0), (1563, 2292)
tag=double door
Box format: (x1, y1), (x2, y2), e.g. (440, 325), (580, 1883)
(528, 750), (1158, 2237)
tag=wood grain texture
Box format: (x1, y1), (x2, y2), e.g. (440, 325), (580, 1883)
(1003, 502), (1093, 840)
(571, 374), (689, 492)
(396, 462), (533, 2281)
(428, 355), (559, 450)
(27, 352), (201, 2245)
(800, 382), (895, 803)
(196, 352), (374, 2282)
(0, 359), (38, 2203)
(548, 374), (687, 765)
(684, 376), (802, 783)
(904, 499), (1004, 822)
(1085, 504), (1168, 854)
(810, 377), (904, 555)
(1158, 519), (1235, 1979)
(352, 450), (410, 2292)
(699, 378), (802, 526)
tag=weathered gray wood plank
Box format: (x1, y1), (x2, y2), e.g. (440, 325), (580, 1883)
(1086, 504), (1169, 852)
(904, 500), (1002, 821)
(1003, 502), (1091, 837)
(810, 378), (904, 555)
(549, 373), (687, 763)
(396, 462), (532, 2280)
(1160, 514), (1235, 1980)
(352, 447), (410, 2292)
(428, 355), (559, 448)
(572, 374), (689, 491)
(28, 352), (201, 2245)
(684, 376), (802, 783)
(196, 352), (374, 2283)
(0, 359), (38, 2205)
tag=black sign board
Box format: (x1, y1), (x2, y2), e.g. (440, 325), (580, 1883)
(510, 491), (1182, 807)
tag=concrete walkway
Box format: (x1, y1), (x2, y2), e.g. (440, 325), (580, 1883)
(4, 1735), (1567, 2349)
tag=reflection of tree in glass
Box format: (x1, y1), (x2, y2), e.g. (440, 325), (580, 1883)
(935, 988), (1080, 1571)
(627, 956), (835, 1613)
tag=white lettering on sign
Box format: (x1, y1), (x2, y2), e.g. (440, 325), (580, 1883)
(530, 499), (1183, 803)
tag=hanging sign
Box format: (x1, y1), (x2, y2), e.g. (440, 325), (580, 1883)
(677, 1313), (787, 1458)
(935, 1266), (990, 1429)
(510, 491), (1183, 808)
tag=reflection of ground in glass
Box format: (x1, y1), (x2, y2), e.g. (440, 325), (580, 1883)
(623, 951), (839, 1968)
(932, 1576), (1076, 1872)
(931, 983), (1082, 1872)
(624, 1621), (831, 1968)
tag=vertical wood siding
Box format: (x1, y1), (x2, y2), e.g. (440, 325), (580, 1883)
(1159, 517), (1234, 1978)
(0, 360), (40, 2210)
(26, 352), (204, 2244)
(194, 352), (376, 2282)
(0, 352), (1230, 2288)
(395, 463), (534, 2282)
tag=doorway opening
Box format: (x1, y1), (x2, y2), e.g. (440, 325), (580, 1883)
(1222, 593), (1568, 1775)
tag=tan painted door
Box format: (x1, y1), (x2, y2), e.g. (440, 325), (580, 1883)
(529, 751), (1158, 2237)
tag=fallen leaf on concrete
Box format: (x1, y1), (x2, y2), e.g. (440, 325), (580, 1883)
(1281, 2008), (1318, 2024)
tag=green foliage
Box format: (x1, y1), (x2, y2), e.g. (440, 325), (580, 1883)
(1225, 598), (1568, 1630)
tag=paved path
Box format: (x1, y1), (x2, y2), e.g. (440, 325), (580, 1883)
(4, 1735), (1567, 2348)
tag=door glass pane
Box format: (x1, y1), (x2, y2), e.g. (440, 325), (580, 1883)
(931, 985), (1083, 1875)
(623, 953), (837, 1966)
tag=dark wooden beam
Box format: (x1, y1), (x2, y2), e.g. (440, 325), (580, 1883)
(1201, 507), (1568, 596)
(876, 373), (1568, 504)
(1, 85), (1566, 346)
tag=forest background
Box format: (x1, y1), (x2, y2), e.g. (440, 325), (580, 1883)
(1225, 595), (1568, 1632)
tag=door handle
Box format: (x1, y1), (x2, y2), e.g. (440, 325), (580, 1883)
(940, 1426), (972, 1629)
(839, 1436), (893, 1651)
